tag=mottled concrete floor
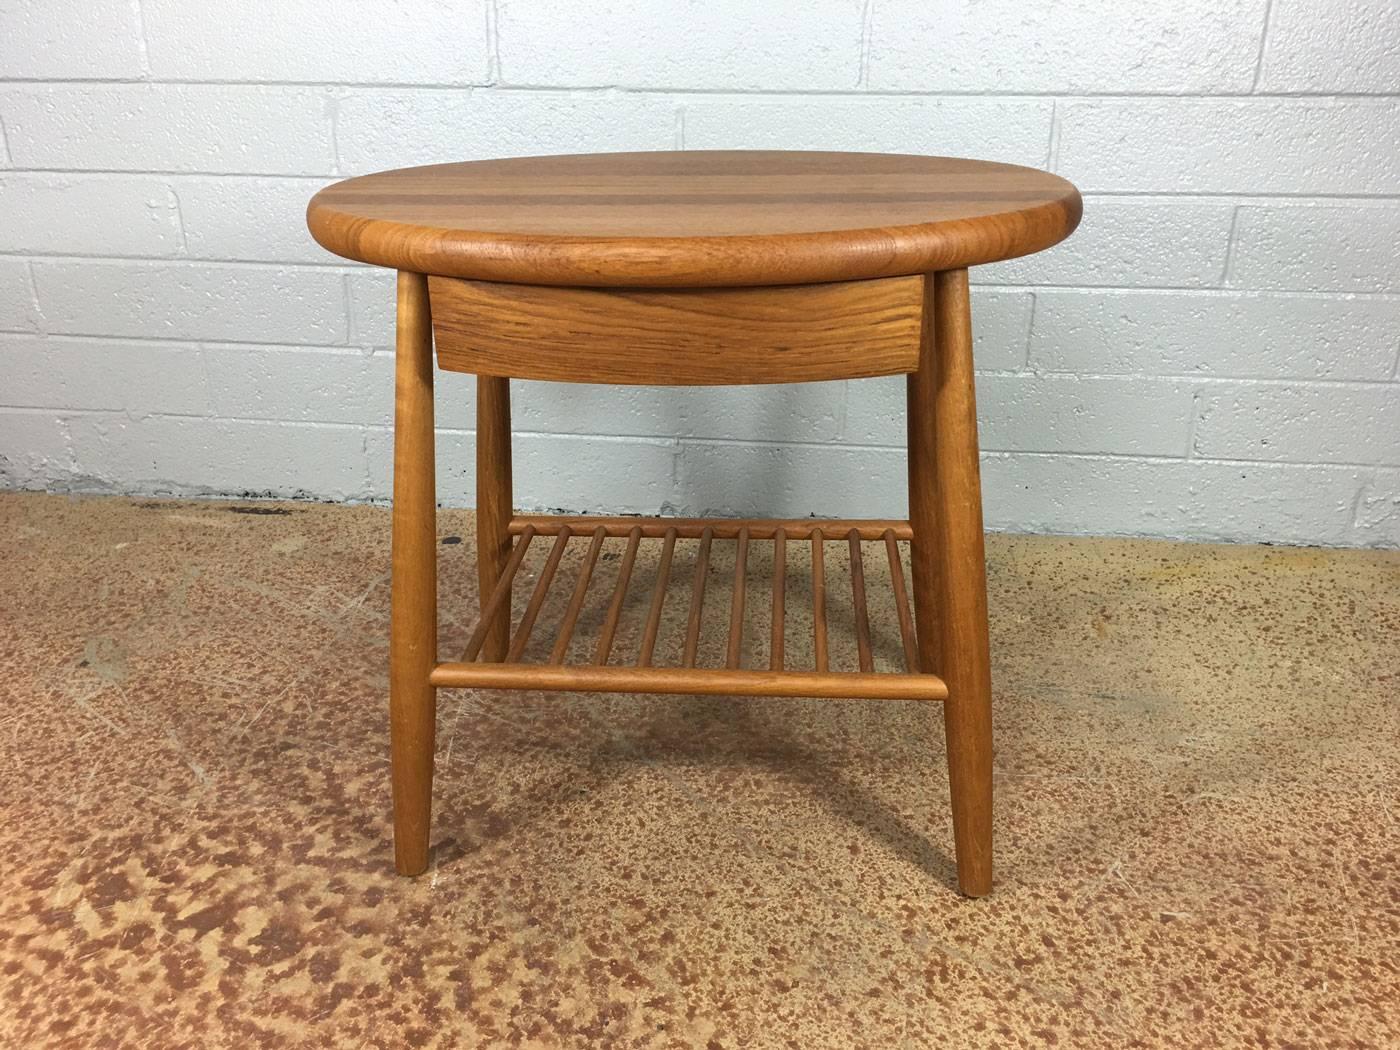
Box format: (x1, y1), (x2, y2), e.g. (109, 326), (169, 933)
(2, 492), (1397, 1049)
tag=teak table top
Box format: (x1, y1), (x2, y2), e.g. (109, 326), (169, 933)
(306, 150), (1081, 287)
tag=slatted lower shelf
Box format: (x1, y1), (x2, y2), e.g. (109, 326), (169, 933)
(434, 515), (947, 702)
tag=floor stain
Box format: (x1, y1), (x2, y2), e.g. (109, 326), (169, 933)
(79, 635), (129, 686)
(226, 505), (296, 516)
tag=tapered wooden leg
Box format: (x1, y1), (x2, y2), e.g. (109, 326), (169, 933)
(909, 268), (994, 897)
(907, 327), (944, 680)
(389, 270), (437, 876)
(476, 376), (513, 662)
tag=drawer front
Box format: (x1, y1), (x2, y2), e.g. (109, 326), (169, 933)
(428, 275), (924, 385)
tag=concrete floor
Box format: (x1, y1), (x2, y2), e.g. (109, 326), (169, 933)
(1, 492), (1396, 1049)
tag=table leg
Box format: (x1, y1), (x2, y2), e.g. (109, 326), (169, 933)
(908, 268), (994, 897)
(476, 376), (513, 662)
(389, 271), (437, 876)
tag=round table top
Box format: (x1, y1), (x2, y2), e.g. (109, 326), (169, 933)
(306, 150), (1081, 287)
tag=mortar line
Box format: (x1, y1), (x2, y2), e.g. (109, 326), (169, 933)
(1249, 0), (1276, 93)
(6, 79), (1400, 100)
(0, 110), (13, 166)
(1219, 205), (1243, 288)
(969, 284), (1400, 298)
(1021, 291), (1038, 370)
(4, 250), (366, 270)
(10, 331), (1400, 384)
(360, 428), (374, 498)
(10, 404), (1396, 471)
(1347, 476), (1371, 528)
(24, 260), (44, 335)
(54, 413), (79, 474)
(16, 332), (376, 353)
(341, 272), (356, 344)
(130, 0), (152, 79)
(191, 342), (217, 419)
(837, 378), (851, 442)
(857, 0), (874, 89)
(661, 441), (1400, 470)
(11, 249), (1400, 297)
(1185, 389), (1203, 460)
(165, 181), (189, 254)
(485, 0), (502, 84)
(1070, 191), (1400, 201)
(7, 173), (1400, 202)
(0, 170), (339, 180)
(326, 93), (343, 176)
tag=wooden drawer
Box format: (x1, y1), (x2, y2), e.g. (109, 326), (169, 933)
(428, 275), (925, 385)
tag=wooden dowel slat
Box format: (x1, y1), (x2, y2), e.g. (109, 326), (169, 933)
(594, 525), (642, 666)
(884, 529), (920, 673)
(638, 527), (678, 667)
(681, 527), (714, 668)
(506, 526), (571, 662)
(462, 525), (536, 661)
(849, 529), (874, 673)
(466, 518), (926, 685)
(511, 515), (911, 541)
(770, 528), (786, 671)
(431, 662), (948, 701)
(811, 528), (828, 673)
(726, 527), (749, 669)
(549, 526), (606, 664)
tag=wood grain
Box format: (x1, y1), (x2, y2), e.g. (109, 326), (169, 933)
(475, 377), (512, 661)
(848, 530), (874, 673)
(462, 525), (536, 663)
(908, 283), (945, 680)
(726, 528), (749, 670)
(511, 515), (912, 541)
(682, 527), (714, 667)
(454, 516), (938, 687)
(429, 663), (948, 702)
(388, 271), (437, 877)
(550, 527), (607, 664)
(925, 269), (995, 898)
(333, 152), (1077, 890)
(811, 530), (828, 674)
(884, 529), (920, 674)
(771, 529), (786, 672)
(594, 526), (643, 666)
(307, 150), (1082, 287)
(639, 528), (678, 667)
(429, 275), (923, 385)
(508, 527), (571, 662)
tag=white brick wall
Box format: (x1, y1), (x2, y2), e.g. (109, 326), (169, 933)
(1, 0), (1398, 547)
(866, 0), (1270, 93)
(140, 0), (491, 85)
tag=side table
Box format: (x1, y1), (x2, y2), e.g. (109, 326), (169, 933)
(307, 151), (1081, 896)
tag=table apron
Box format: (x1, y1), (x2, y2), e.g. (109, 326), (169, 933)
(427, 274), (925, 385)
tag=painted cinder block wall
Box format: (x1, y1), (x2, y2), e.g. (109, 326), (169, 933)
(1, 0), (1398, 547)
